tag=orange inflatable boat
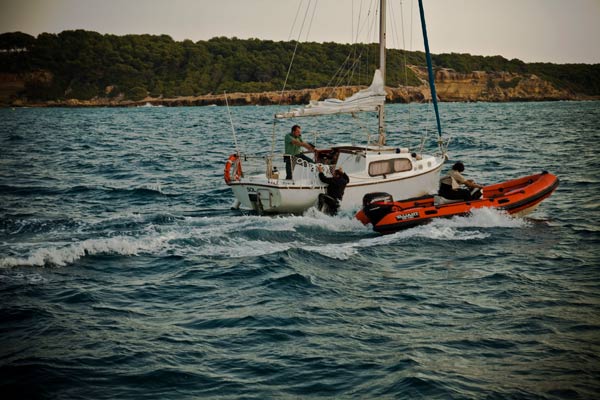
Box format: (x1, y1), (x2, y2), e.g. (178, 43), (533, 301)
(356, 171), (559, 234)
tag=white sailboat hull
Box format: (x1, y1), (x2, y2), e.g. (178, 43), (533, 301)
(228, 152), (445, 214)
(340, 162), (444, 211)
(230, 183), (323, 214)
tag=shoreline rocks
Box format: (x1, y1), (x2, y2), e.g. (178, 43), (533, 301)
(1, 68), (596, 108)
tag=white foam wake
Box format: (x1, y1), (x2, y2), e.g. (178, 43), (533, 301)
(0, 233), (174, 268)
(303, 208), (526, 260)
(431, 207), (529, 229)
(1, 207), (527, 267)
(193, 238), (292, 258)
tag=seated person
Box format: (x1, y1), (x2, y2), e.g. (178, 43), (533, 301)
(439, 161), (484, 201)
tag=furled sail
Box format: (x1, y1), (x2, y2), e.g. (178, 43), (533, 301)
(275, 70), (386, 119)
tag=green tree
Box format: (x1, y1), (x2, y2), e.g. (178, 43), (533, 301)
(126, 86), (147, 101)
(1, 30), (598, 101)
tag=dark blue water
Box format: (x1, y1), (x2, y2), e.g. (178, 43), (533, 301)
(1, 102), (599, 399)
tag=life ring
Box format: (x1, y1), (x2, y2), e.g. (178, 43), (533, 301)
(224, 154), (243, 184)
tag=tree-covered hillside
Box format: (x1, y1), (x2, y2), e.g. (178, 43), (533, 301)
(1, 30), (598, 102)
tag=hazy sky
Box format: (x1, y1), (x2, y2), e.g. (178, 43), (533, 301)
(1, 0), (599, 64)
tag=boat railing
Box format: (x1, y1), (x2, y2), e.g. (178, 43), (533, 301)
(235, 154), (282, 183)
(293, 158), (327, 186)
(237, 153), (328, 186)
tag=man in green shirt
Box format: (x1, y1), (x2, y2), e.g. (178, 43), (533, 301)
(284, 125), (315, 179)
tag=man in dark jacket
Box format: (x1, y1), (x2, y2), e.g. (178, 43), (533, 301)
(317, 165), (350, 215)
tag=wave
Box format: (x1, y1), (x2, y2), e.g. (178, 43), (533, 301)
(303, 208), (526, 260)
(0, 213), (357, 267)
(0, 183), (172, 199)
(138, 102), (164, 108)
(8, 133), (25, 141)
(1, 216), (84, 235)
(0, 184), (64, 196)
(0, 271), (47, 284)
(108, 186), (172, 197)
(0, 233), (173, 268)
(430, 207), (529, 229)
(192, 237), (292, 258)
(302, 227), (490, 260)
(264, 272), (316, 290)
(1, 211), (181, 236)
(66, 184), (177, 198)
(0, 207), (531, 267)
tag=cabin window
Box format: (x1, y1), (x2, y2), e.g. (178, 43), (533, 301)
(369, 160), (393, 176)
(369, 159), (413, 176)
(393, 159), (412, 172)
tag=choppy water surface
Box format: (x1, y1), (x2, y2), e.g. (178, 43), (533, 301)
(1, 102), (599, 399)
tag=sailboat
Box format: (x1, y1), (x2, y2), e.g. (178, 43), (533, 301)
(224, 0), (446, 214)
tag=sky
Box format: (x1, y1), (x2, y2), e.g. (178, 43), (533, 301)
(1, 0), (599, 64)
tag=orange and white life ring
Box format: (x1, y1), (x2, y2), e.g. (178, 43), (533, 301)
(224, 154), (243, 184)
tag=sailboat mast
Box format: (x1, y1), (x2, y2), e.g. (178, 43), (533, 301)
(378, 0), (386, 146)
(418, 0), (443, 139)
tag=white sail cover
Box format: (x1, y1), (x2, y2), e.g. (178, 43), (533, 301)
(276, 70), (386, 119)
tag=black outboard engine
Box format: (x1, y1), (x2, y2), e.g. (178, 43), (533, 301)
(362, 192), (394, 225)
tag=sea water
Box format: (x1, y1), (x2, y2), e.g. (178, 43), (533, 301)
(1, 102), (599, 399)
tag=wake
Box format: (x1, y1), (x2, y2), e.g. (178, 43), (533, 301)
(0, 207), (528, 267)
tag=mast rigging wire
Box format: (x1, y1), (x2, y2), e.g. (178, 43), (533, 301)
(273, 0), (314, 156)
(224, 91), (240, 155)
(279, 0), (314, 105)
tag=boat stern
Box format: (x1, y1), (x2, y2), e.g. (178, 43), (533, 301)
(230, 183), (283, 213)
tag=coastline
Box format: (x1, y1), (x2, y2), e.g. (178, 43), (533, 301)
(2, 68), (597, 108)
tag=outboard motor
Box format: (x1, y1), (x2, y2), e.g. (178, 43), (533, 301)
(361, 192), (395, 226)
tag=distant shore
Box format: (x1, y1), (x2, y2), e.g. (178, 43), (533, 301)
(3, 68), (598, 108)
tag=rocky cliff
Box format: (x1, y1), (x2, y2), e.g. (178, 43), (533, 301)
(0, 67), (589, 107)
(420, 67), (577, 102)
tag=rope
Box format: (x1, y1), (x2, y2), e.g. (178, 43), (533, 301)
(224, 91), (240, 155)
(400, 1), (414, 136)
(351, 112), (374, 147)
(419, 100), (433, 154)
(325, 1), (377, 98)
(305, 0), (318, 42)
(287, 1), (304, 41)
(395, 1), (412, 137)
(270, 119), (277, 157)
(279, 0), (314, 106)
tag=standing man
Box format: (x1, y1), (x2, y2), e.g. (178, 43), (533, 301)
(284, 125), (315, 180)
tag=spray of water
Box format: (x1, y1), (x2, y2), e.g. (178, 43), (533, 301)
(1, 207), (528, 267)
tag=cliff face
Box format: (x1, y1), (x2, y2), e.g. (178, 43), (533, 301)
(0, 67), (585, 107)
(0, 71), (53, 106)
(415, 67), (576, 102)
